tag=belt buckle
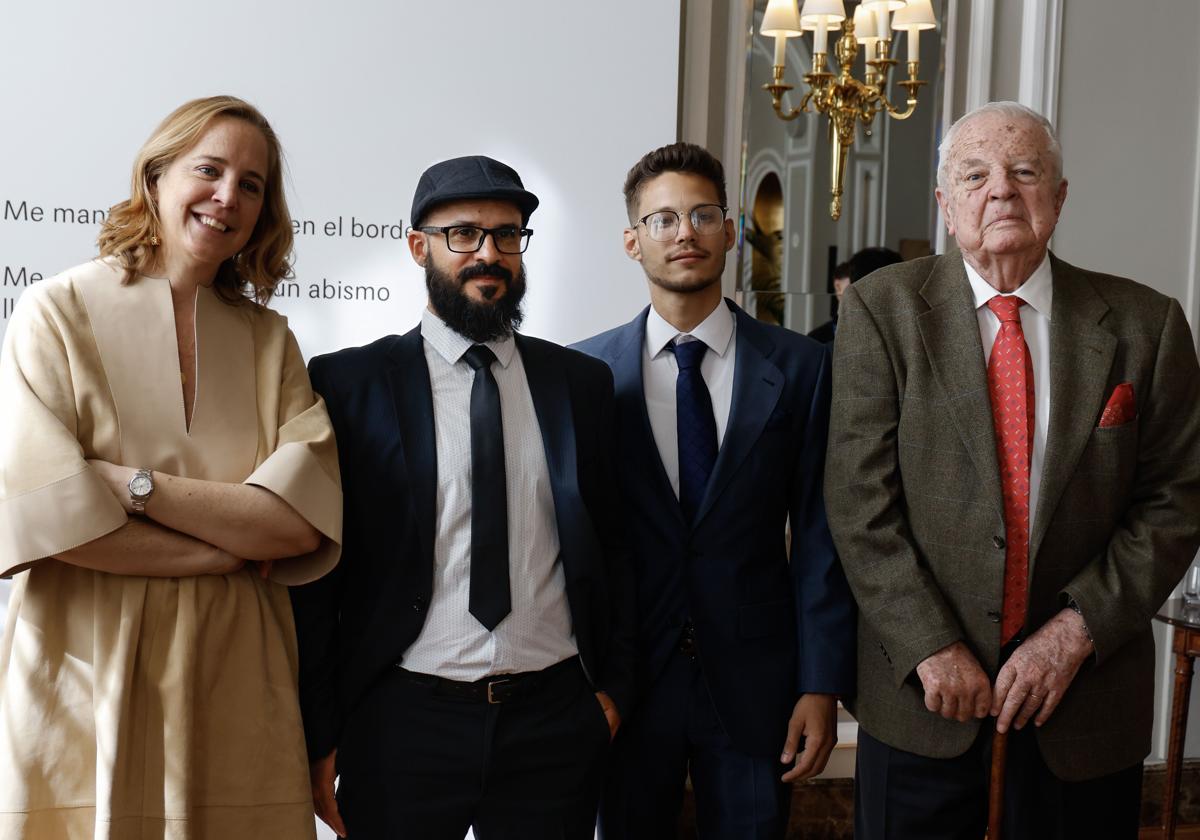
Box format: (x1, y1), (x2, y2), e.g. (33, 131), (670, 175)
(486, 678), (511, 704)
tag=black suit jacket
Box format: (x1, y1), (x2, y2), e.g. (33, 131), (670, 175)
(573, 301), (855, 759)
(290, 326), (634, 761)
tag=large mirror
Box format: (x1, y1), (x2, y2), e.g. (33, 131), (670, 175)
(735, 0), (949, 340)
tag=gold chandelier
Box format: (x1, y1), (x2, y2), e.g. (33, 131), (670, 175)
(760, 0), (937, 220)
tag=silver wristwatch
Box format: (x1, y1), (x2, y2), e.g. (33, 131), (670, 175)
(128, 469), (154, 514)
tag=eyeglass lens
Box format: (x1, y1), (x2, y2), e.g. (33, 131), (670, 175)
(446, 226), (530, 254)
(643, 205), (725, 241)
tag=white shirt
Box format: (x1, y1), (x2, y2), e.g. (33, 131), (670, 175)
(964, 254), (1053, 540)
(643, 301), (737, 499)
(401, 309), (578, 679)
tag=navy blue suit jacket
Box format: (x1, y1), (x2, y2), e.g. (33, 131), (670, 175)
(573, 300), (854, 758)
(290, 326), (635, 761)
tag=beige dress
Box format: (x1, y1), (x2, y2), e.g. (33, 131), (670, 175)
(0, 259), (343, 839)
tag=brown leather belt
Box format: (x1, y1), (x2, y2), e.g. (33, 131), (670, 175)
(395, 655), (580, 704)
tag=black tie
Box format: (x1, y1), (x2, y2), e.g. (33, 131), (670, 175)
(462, 344), (510, 631)
(671, 339), (718, 523)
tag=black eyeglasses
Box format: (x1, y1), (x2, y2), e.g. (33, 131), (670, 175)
(415, 225), (534, 254)
(636, 204), (727, 242)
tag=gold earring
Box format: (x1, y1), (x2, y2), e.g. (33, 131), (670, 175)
(149, 235), (160, 246)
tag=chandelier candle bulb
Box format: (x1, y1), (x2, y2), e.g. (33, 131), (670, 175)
(761, 0), (803, 67)
(853, 5), (880, 68)
(814, 17), (829, 61)
(893, 0), (937, 63)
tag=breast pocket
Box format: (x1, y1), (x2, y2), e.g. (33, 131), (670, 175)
(1056, 417), (1138, 532)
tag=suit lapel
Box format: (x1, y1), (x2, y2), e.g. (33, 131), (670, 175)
(916, 256), (1005, 519)
(694, 303), (782, 526)
(1029, 256), (1116, 565)
(608, 309), (685, 526)
(516, 333), (576, 484)
(517, 334), (580, 513)
(386, 326), (438, 570)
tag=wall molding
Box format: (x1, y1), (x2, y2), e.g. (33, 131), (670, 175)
(965, 0), (994, 111)
(1018, 0), (1064, 123)
(935, 0), (962, 254)
(1188, 62), (1200, 347)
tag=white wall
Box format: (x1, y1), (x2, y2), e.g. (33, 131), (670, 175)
(1051, 0), (1200, 764)
(0, 2), (680, 837)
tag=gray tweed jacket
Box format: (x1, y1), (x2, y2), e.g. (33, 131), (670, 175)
(825, 251), (1200, 781)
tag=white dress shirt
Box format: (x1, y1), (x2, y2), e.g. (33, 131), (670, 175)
(965, 254), (1053, 541)
(643, 301), (737, 499)
(401, 308), (578, 679)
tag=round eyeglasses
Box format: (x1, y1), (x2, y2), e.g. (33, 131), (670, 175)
(416, 225), (534, 254)
(636, 204), (728, 242)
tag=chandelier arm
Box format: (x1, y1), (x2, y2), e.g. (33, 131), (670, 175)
(774, 100), (805, 121)
(758, 23), (934, 219)
(763, 82), (804, 121)
(882, 98), (920, 120)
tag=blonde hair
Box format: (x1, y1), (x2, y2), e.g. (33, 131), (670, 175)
(97, 95), (293, 305)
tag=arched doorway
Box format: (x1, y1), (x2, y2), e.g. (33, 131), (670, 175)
(746, 171), (784, 325)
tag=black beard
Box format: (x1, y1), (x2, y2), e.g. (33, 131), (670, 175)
(426, 259), (526, 343)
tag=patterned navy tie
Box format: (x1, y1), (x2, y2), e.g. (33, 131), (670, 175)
(462, 344), (510, 631)
(671, 338), (718, 523)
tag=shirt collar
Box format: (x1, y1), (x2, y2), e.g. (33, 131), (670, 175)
(645, 299), (736, 359)
(964, 253), (1053, 321)
(421, 306), (516, 368)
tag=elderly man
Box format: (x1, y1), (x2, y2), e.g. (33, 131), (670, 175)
(826, 101), (1200, 838)
(291, 156), (632, 839)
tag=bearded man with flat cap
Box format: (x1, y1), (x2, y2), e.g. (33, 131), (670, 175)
(826, 101), (1200, 838)
(290, 155), (632, 840)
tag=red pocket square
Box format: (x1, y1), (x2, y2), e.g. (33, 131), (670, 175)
(1099, 382), (1136, 428)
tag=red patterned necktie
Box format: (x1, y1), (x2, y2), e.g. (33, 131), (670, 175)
(986, 295), (1034, 644)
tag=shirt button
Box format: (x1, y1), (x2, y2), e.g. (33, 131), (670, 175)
(987, 610), (1002, 623)
(993, 535), (1006, 550)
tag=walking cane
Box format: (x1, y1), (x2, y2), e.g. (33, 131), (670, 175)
(986, 727), (1009, 838)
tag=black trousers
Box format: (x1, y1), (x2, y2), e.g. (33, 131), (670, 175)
(854, 721), (1143, 840)
(335, 657), (611, 840)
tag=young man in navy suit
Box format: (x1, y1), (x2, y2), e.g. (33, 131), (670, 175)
(292, 156), (632, 840)
(573, 143), (855, 838)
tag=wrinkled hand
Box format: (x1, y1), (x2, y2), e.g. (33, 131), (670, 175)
(87, 459), (135, 512)
(596, 691), (621, 741)
(310, 748), (346, 837)
(780, 693), (837, 782)
(915, 641), (991, 722)
(992, 608), (1093, 734)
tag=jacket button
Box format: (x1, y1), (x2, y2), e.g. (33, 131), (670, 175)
(987, 610), (1002, 623)
(992, 535), (1006, 550)
(412, 598), (425, 612)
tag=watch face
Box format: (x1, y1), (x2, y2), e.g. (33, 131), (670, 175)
(130, 474), (153, 497)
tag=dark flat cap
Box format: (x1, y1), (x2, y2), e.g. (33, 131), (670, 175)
(410, 155), (539, 227)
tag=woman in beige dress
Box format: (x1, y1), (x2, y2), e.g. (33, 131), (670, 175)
(0, 96), (342, 839)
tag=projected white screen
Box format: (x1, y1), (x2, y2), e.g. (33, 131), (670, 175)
(0, 3), (680, 836)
